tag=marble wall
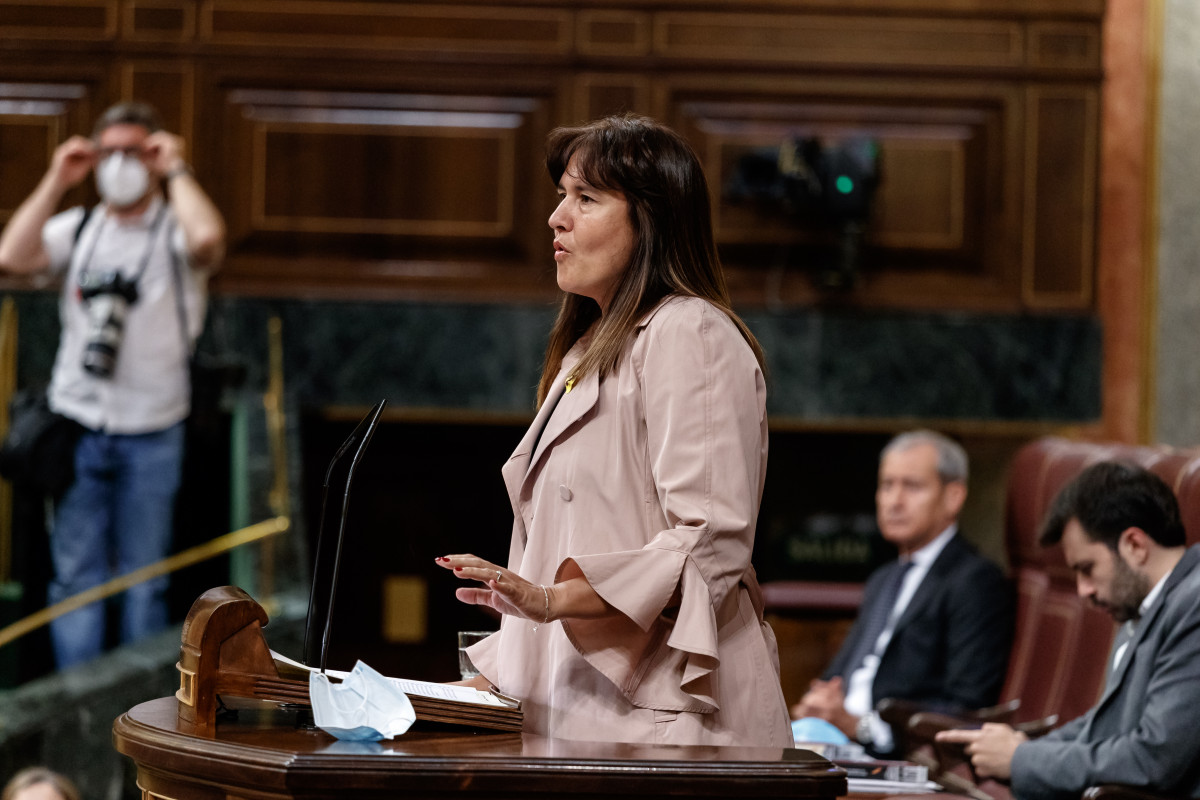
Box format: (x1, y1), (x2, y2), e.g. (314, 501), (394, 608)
(6, 289), (1100, 599)
(1156, 0), (1200, 447)
(9, 292), (1101, 424)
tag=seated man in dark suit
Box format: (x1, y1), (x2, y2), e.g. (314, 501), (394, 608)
(939, 461), (1200, 800)
(792, 430), (1013, 754)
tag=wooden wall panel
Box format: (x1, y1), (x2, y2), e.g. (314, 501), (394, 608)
(654, 13), (1025, 69)
(202, 2), (572, 56)
(667, 77), (1020, 308)
(216, 85), (555, 295)
(121, 62), (195, 144)
(1023, 87), (1098, 309)
(252, 121), (516, 237)
(0, 0), (1103, 311)
(0, 0), (116, 41)
(0, 84), (96, 222)
(873, 140), (965, 251)
(574, 74), (651, 123)
(577, 10), (650, 58)
(0, 118), (61, 222)
(125, 0), (195, 42)
(1029, 22), (1102, 71)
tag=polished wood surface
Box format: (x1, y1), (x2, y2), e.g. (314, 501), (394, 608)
(113, 696), (847, 800)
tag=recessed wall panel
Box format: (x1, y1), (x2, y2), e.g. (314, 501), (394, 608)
(1023, 87), (1098, 308)
(0, 0), (115, 40)
(218, 88), (552, 278)
(656, 13), (1022, 68)
(204, 1), (571, 55)
(0, 84), (93, 221)
(253, 120), (515, 237)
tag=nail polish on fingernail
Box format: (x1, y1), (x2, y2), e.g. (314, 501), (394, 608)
(454, 567), (462, 572)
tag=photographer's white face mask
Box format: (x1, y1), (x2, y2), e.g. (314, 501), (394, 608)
(95, 153), (150, 209)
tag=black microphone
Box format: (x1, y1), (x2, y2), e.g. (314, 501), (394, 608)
(302, 398), (387, 673)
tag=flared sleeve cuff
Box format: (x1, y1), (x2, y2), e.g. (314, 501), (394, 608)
(560, 547), (721, 712)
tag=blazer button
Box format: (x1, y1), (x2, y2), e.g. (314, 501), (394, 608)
(558, 485), (572, 501)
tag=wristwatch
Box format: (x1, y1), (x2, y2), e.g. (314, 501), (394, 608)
(855, 714), (874, 745)
(165, 163), (193, 182)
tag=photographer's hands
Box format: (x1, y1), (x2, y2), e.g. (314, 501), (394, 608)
(49, 136), (99, 192)
(48, 130), (188, 187)
(142, 130), (226, 270)
(0, 125), (223, 275)
(142, 131), (188, 179)
(0, 136), (97, 272)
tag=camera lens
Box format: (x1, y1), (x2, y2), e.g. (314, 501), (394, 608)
(82, 342), (118, 378)
(80, 292), (129, 379)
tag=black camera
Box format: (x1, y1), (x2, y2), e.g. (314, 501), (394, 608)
(78, 270), (140, 379)
(725, 137), (879, 222)
(725, 136), (880, 289)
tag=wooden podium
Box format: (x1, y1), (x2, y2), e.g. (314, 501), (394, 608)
(114, 696), (847, 800)
(117, 587), (846, 798)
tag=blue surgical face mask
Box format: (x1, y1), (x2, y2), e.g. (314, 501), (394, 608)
(309, 661), (416, 741)
(315, 724), (387, 742)
(792, 716), (852, 746)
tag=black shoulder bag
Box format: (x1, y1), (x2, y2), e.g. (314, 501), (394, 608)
(0, 387), (84, 497)
(0, 208), (99, 496)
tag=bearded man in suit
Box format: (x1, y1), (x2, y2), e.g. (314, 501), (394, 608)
(939, 461), (1200, 800)
(792, 430), (1013, 755)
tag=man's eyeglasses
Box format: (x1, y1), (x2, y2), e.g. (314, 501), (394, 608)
(96, 145), (145, 160)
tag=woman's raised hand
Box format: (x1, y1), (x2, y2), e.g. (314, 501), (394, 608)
(436, 554), (550, 623)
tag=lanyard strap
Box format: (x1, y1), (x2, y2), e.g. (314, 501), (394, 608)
(76, 202), (168, 292)
(167, 223), (196, 365)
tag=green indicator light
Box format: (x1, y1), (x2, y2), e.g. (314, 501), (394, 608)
(835, 175), (855, 194)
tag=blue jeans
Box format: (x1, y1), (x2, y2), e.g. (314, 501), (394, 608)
(48, 422), (184, 668)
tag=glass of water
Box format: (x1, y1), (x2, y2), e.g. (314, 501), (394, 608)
(457, 630), (493, 680)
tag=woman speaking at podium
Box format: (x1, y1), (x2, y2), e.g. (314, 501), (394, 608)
(438, 114), (792, 747)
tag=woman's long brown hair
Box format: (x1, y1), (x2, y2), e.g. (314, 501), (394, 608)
(537, 114), (765, 406)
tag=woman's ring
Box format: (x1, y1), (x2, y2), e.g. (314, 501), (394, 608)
(495, 570), (502, 582)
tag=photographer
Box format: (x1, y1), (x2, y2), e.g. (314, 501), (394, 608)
(0, 101), (225, 668)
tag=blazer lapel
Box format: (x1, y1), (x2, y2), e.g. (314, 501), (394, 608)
(525, 365), (599, 479)
(502, 302), (667, 519)
(501, 381), (561, 514)
(1095, 546), (1200, 707)
(892, 535), (965, 634)
(499, 341), (600, 510)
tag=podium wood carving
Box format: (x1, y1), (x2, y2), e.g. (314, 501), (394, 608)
(176, 586), (310, 728)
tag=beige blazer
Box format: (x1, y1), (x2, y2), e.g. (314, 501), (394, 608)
(469, 295), (792, 747)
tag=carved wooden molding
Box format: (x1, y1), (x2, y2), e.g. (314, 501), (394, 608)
(0, 0), (117, 41)
(201, 1), (573, 56)
(655, 12), (1026, 70)
(124, 0), (196, 43)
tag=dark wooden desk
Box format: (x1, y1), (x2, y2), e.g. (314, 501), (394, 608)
(113, 697), (847, 800)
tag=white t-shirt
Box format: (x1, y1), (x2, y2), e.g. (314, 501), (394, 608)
(43, 196), (207, 434)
